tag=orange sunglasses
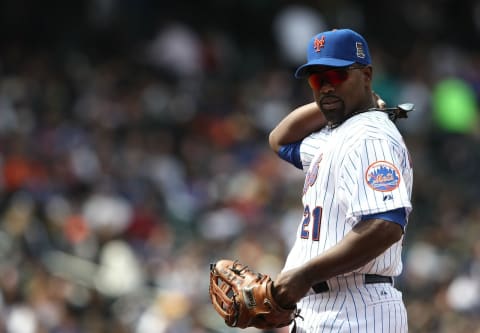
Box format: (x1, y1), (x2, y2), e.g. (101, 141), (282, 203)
(307, 66), (365, 90)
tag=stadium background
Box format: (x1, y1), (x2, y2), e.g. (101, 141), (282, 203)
(0, 0), (479, 332)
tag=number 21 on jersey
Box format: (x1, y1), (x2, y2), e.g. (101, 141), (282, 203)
(300, 205), (322, 241)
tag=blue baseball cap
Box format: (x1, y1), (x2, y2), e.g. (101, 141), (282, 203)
(295, 29), (371, 78)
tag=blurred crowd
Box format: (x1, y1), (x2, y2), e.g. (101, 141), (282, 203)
(1, 1), (480, 332)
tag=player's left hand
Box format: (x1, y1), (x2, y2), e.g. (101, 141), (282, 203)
(209, 259), (301, 329)
(272, 267), (312, 308)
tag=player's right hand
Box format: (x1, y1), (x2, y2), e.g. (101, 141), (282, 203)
(372, 91), (386, 109)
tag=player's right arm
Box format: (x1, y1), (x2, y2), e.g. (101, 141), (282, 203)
(268, 102), (326, 153)
(268, 91), (386, 153)
(268, 92), (385, 153)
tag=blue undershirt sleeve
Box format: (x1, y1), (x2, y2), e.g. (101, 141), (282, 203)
(361, 208), (407, 230)
(277, 142), (302, 169)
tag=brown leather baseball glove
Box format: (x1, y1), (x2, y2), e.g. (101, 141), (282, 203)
(209, 259), (301, 330)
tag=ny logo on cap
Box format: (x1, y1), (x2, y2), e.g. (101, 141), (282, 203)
(313, 36), (326, 52)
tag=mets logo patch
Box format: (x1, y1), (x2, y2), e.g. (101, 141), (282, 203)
(313, 35), (326, 52)
(365, 161), (400, 192)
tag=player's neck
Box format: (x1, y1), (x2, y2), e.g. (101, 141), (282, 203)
(328, 103), (374, 129)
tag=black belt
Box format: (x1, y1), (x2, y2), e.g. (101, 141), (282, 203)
(312, 274), (393, 293)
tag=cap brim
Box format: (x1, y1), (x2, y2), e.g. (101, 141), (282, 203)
(295, 58), (356, 78)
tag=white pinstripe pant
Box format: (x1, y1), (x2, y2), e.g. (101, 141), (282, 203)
(291, 274), (408, 333)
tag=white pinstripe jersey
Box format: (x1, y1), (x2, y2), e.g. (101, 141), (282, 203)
(283, 111), (413, 277)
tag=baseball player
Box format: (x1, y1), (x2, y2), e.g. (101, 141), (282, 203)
(269, 29), (413, 332)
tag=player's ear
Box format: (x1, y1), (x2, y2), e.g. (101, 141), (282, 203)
(360, 66), (373, 90)
(362, 65), (373, 82)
